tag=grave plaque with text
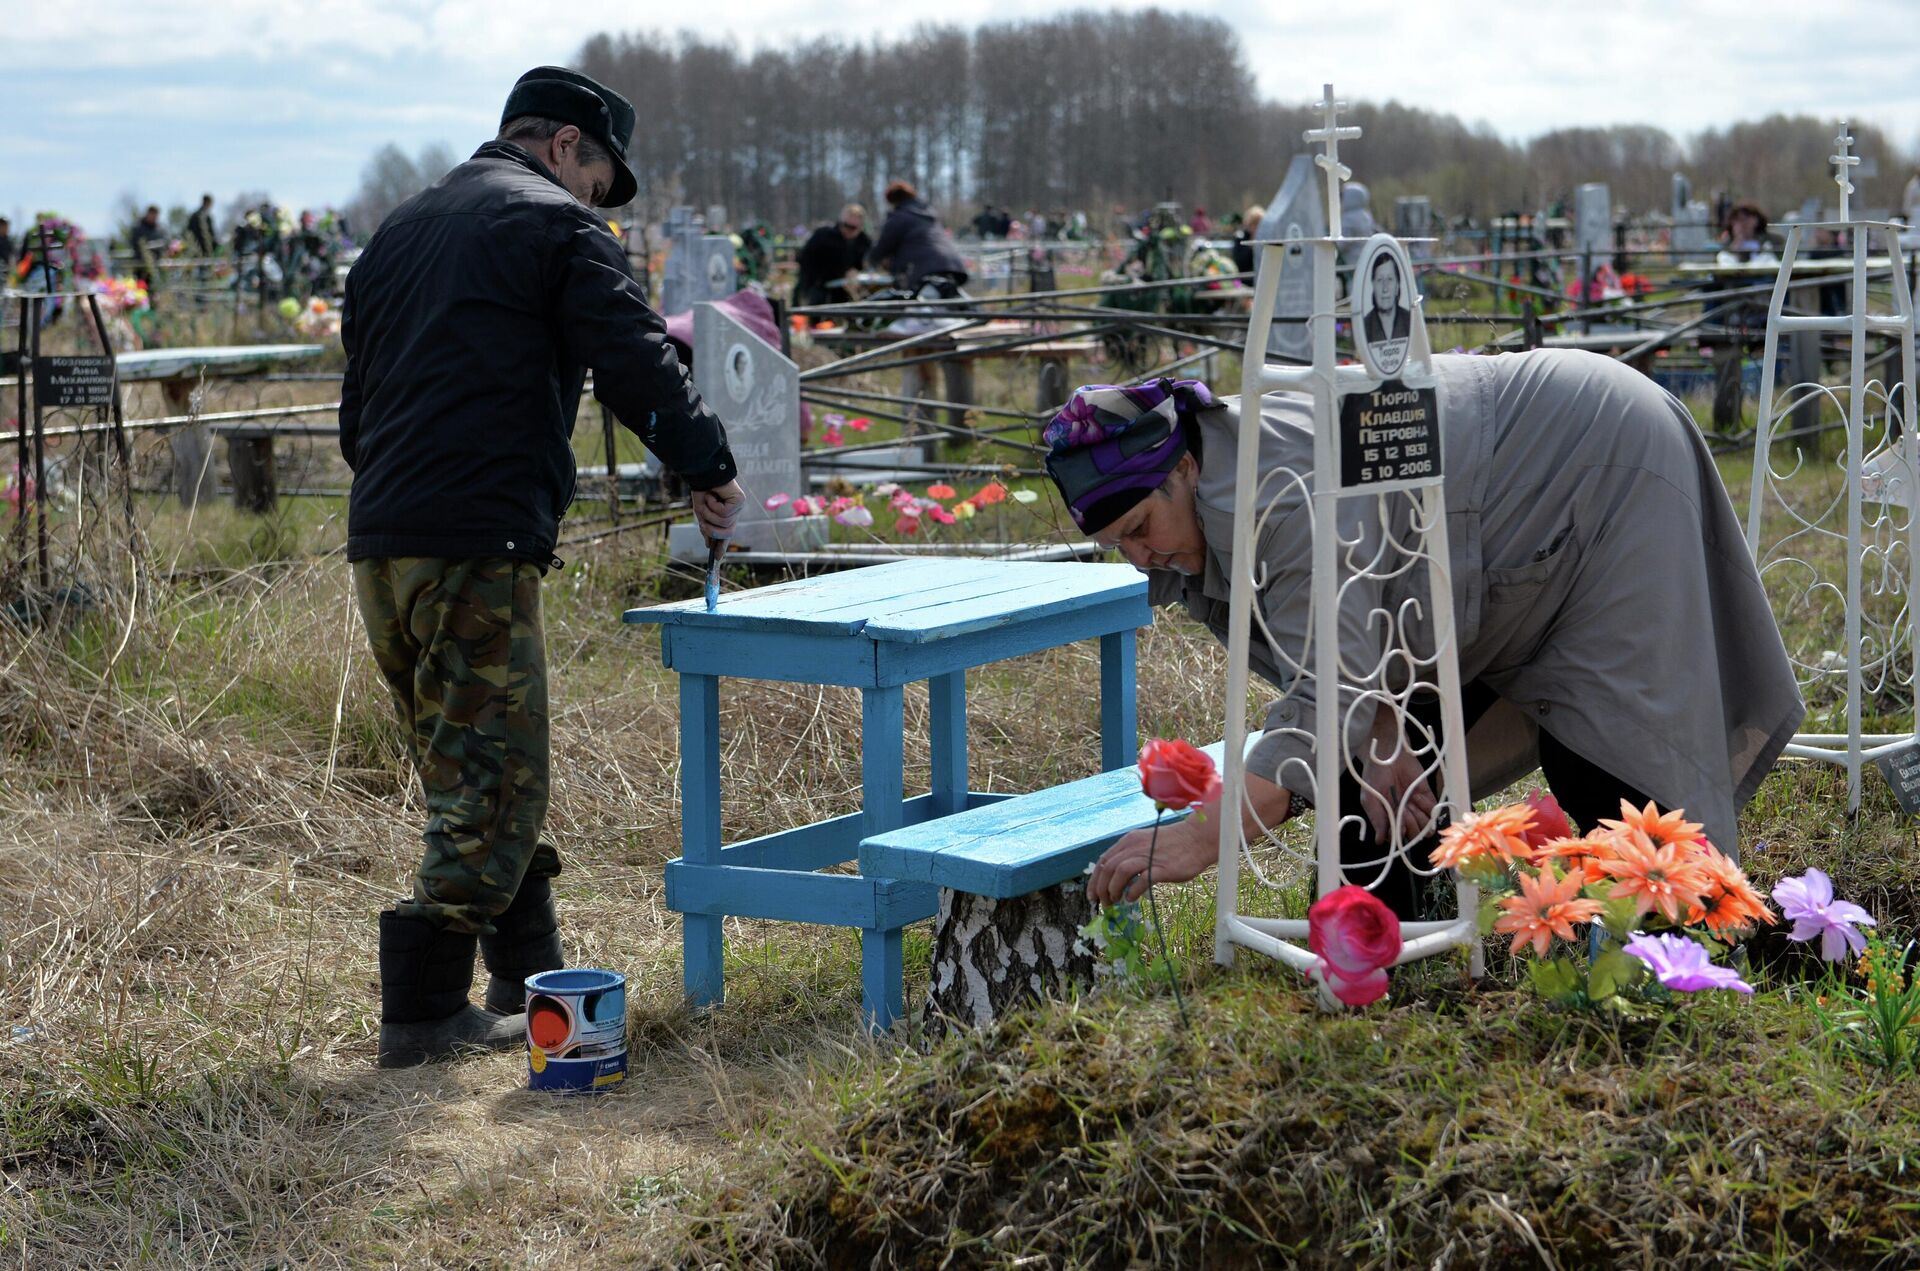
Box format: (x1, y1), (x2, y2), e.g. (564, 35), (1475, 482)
(35, 355), (116, 408)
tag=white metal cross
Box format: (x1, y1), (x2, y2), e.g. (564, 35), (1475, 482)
(1832, 122), (1859, 222)
(1303, 82), (1362, 236)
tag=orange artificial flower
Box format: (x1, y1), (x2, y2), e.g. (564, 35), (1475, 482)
(1686, 849), (1777, 934)
(1433, 804), (1538, 870)
(1536, 834), (1613, 888)
(974, 481), (1008, 506)
(1494, 867), (1605, 958)
(1600, 799), (1705, 850)
(926, 483), (957, 500)
(1597, 828), (1711, 923)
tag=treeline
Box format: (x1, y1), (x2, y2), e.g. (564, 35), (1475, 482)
(354, 9), (1914, 231)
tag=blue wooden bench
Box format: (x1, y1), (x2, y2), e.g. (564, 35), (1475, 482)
(858, 742), (1228, 901)
(624, 558), (1151, 1031)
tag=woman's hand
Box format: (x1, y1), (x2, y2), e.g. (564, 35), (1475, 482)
(1358, 706), (1438, 843)
(1086, 813), (1219, 905)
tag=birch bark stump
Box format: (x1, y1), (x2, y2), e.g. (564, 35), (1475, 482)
(922, 879), (1104, 1038)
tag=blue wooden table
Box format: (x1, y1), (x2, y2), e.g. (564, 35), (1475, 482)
(623, 558), (1150, 1029)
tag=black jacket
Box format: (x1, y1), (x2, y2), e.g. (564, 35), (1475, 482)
(340, 142), (734, 563)
(794, 223), (870, 304)
(867, 199), (967, 290)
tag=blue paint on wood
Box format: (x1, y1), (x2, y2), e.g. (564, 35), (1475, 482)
(930, 671), (967, 816)
(1101, 630), (1139, 771)
(635, 558), (1156, 1028)
(859, 743), (1232, 899)
(862, 926), (905, 1032)
(667, 861), (938, 928)
(679, 674), (722, 864)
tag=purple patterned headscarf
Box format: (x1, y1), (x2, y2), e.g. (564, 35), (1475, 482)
(1043, 378), (1219, 531)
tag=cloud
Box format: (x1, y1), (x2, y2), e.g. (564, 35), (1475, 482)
(7, 0), (1917, 234)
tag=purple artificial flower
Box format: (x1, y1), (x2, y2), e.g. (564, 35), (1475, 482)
(1623, 932), (1754, 994)
(1771, 868), (1876, 962)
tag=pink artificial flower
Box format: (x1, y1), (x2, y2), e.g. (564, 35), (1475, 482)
(1308, 885), (1403, 1006)
(1136, 738), (1222, 811)
(1521, 788), (1573, 849)
(894, 514), (920, 535)
(1327, 967), (1390, 1007)
(1772, 868), (1877, 961)
(835, 505), (874, 528)
(824, 426), (844, 447)
(1624, 932), (1753, 993)
(927, 507), (956, 525)
(763, 492), (791, 511)
(847, 417), (871, 432)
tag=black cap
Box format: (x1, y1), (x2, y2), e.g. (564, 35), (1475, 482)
(500, 66), (637, 208)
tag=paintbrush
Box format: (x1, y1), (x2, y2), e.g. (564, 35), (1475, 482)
(704, 536), (723, 612)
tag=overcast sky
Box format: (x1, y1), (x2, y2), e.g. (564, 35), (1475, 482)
(7, 0), (1918, 235)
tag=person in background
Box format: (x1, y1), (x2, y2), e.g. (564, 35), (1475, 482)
(0, 218), (14, 270)
(1231, 204), (1264, 275)
(1190, 205), (1212, 236)
(868, 180), (969, 295)
(186, 195), (218, 257)
(1719, 202), (1774, 261)
(793, 202), (870, 308)
(129, 204), (167, 295)
(341, 65), (745, 1068)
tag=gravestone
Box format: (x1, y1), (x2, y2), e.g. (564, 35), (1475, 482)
(1575, 183), (1612, 268)
(667, 301), (822, 559)
(661, 206), (740, 316)
(1670, 173), (1714, 257)
(1392, 196), (1431, 239)
(1254, 154), (1327, 362)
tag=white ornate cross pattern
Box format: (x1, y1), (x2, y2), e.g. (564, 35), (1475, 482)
(1832, 123), (1858, 222)
(1303, 82), (1362, 236)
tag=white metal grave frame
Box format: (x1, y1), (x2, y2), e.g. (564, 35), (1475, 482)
(1744, 125), (1920, 810)
(1214, 85), (1482, 1005)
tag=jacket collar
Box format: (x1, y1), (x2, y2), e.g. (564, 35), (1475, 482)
(473, 140), (568, 194)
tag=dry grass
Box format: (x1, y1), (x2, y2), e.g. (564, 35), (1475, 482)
(0, 507), (1252, 1267)
(4, 421), (1919, 1267)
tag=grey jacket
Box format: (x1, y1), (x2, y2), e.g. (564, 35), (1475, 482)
(1149, 349), (1803, 854)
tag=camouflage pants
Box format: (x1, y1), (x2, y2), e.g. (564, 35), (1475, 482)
(352, 557), (560, 935)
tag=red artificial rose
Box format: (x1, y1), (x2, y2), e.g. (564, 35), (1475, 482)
(1137, 738), (1222, 811)
(1308, 884), (1403, 983)
(1327, 966), (1390, 1007)
(1521, 788), (1573, 848)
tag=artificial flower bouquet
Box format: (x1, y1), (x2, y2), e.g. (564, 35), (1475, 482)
(1437, 792), (1776, 1005)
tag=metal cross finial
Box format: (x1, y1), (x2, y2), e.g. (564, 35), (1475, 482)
(1302, 82), (1362, 236)
(1832, 122), (1859, 222)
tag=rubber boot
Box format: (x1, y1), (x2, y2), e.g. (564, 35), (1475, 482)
(377, 910), (526, 1068)
(479, 875), (565, 1015)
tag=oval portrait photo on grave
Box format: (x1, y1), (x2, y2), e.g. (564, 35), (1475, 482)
(1353, 233), (1415, 379)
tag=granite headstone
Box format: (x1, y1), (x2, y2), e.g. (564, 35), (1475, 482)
(1575, 183), (1612, 268)
(669, 301), (819, 557)
(1254, 154), (1327, 363)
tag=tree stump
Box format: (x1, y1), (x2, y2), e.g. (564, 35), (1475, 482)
(922, 879), (1103, 1039)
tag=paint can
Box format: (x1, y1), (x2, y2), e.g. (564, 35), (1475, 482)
(524, 968), (627, 1093)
